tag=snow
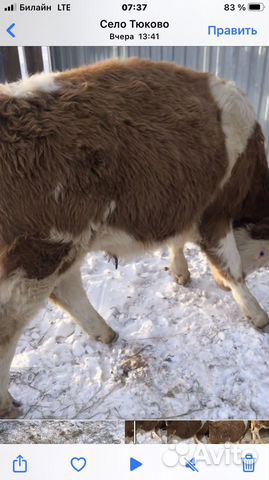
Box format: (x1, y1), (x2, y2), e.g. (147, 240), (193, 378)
(10, 245), (269, 419)
(0, 421), (124, 443)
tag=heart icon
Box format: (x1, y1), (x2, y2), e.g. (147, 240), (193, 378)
(71, 457), (87, 472)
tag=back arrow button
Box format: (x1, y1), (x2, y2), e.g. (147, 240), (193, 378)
(7, 23), (16, 38)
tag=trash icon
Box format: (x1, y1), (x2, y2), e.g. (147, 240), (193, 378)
(242, 453), (256, 472)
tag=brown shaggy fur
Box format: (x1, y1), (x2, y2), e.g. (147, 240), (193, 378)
(167, 420), (203, 440)
(207, 421), (247, 443)
(1, 60), (268, 256)
(0, 60), (267, 264)
(0, 59), (228, 251)
(3, 236), (71, 280)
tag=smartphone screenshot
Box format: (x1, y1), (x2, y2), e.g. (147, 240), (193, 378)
(0, 0), (268, 478)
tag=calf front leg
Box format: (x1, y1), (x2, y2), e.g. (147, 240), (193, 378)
(0, 235), (79, 417)
(202, 229), (268, 329)
(50, 265), (118, 344)
(251, 425), (261, 442)
(0, 272), (56, 418)
(169, 245), (191, 285)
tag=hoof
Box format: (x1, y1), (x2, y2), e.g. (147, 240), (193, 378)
(173, 271), (191, 286)
(109, 331), (119, 344)
(167, 266), (191, 286)
(10, 393), (22, 408)
(0, 394), (22, 419)
(251, 311), (269, 330)
(3, 404), (22, 419)
(96, 328), (119, 345)
(216, 281), (231, 292)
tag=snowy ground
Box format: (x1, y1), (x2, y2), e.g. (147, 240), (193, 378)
(0, 421), (124, 443)
(10, 245), (269, 419)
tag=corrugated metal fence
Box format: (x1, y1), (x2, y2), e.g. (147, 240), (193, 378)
(1, 46), (269, 159)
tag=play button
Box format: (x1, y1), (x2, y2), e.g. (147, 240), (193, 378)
(130, 457), (143, 472)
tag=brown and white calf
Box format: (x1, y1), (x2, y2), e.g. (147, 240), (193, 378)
(0, 58), (268, 417)
(165, 421), (249, 443)
(251, 421), (269, 441)
(131, 420), (250, 443)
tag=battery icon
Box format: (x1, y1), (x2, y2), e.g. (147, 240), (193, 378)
(248, 3), (265, 9)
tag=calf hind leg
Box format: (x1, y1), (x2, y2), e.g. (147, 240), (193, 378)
(202, 228), (269, 328)
(50, 265), (118, 344)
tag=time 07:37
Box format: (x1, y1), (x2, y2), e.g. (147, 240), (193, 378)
(122, 3), (147, 10)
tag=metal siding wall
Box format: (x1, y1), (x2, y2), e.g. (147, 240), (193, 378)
(49, 46), (269, 158)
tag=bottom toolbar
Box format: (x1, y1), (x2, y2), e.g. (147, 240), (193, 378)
(0, 444), (268, 479)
